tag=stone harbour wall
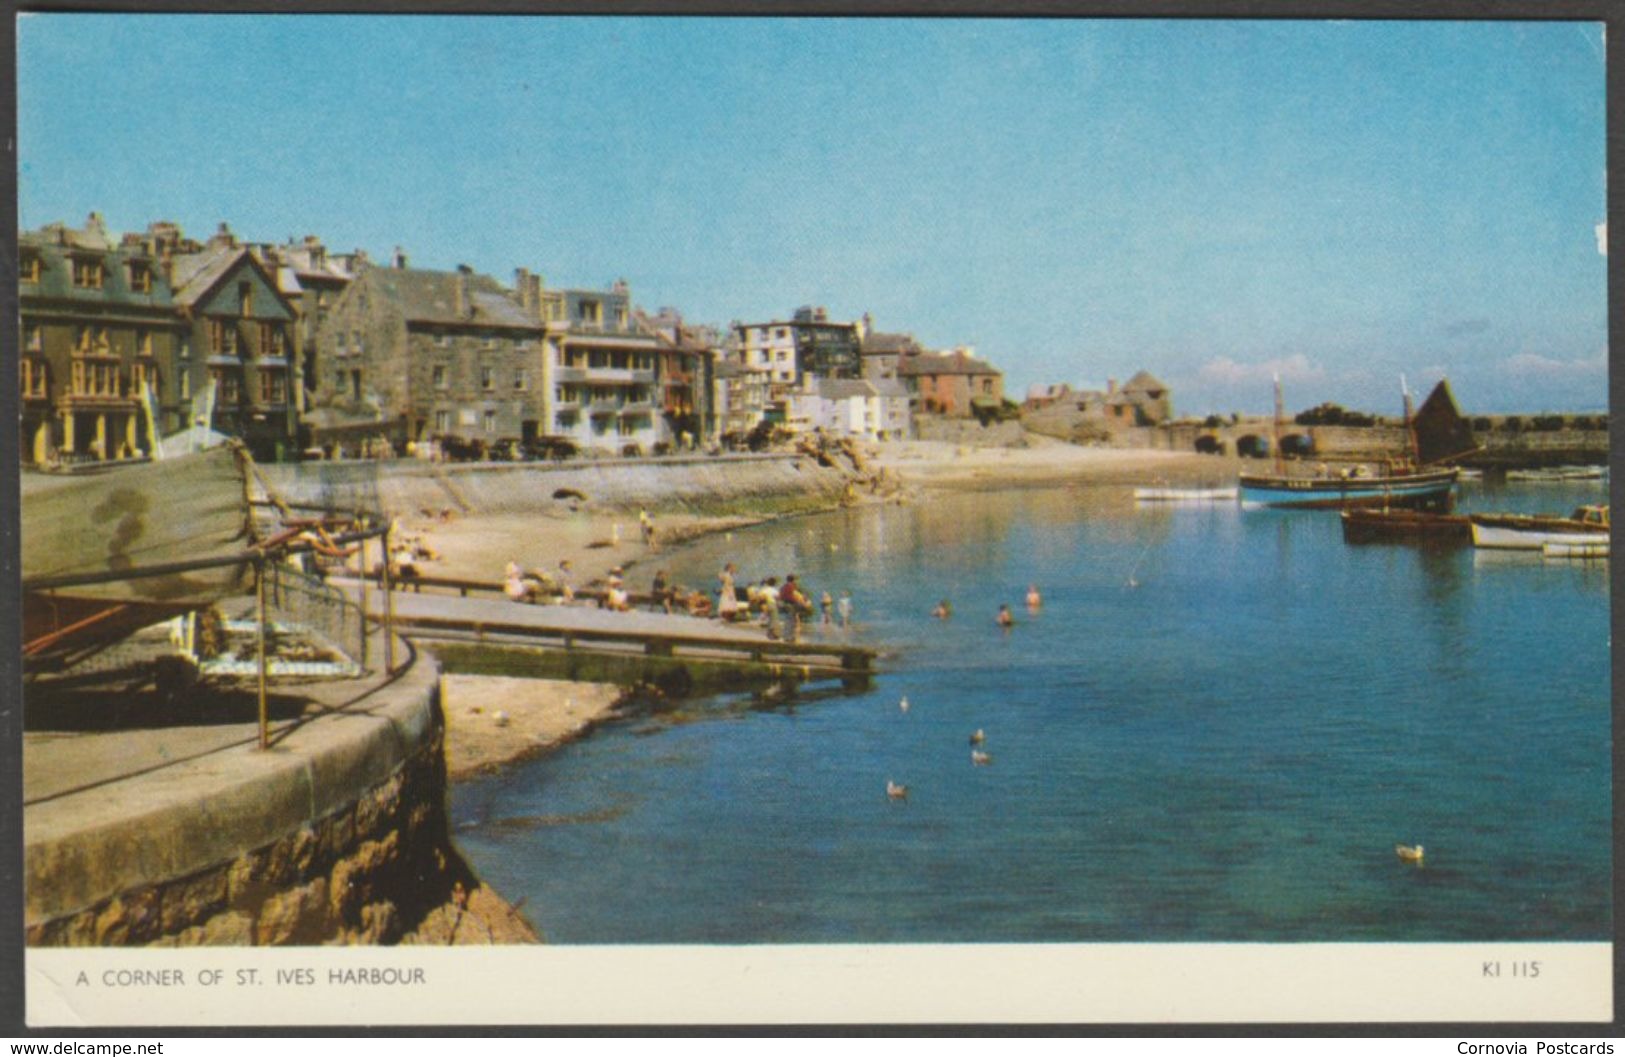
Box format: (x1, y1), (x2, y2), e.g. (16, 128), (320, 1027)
(259, 452), (860, 519)
(26, 650), (537, 948)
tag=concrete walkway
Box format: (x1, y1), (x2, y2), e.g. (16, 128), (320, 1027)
(22, 626), (439, 928)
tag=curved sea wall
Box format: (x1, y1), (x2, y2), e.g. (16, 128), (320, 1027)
(258, 453), (861, 519)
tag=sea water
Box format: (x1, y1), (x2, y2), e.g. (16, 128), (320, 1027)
(449, 479), (1611, 942)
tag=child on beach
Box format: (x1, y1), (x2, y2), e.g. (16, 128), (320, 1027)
(821, 591), (834, 625)
(837, 590), (853, 628)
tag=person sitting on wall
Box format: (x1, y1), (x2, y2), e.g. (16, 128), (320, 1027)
(503, 561), (539, 603)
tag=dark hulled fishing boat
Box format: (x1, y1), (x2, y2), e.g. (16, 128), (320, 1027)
(1239, 379), (1472, 511)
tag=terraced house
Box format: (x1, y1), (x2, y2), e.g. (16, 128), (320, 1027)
(19, 214), (298, 464)
(310, 261), (547, 454)
(542, 282), (661, 454)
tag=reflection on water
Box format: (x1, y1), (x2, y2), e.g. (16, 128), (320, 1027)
(452, 480), (1611, 943)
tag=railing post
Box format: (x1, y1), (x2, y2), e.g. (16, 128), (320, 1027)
(355, 526), (368, 671)
(381, 525), (396, 675)
(256, 553), (269, 751)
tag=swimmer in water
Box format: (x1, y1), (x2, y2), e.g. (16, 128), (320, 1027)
(1026, 584), (1042, 610)
(932, 599), (953, 619)
(997, 604), (1015, 629)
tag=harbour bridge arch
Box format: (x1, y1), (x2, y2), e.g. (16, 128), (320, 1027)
(1194, 434), (1225, 455)
(1279, 433), (1315, 458)
(1236, 434), (1271, 459)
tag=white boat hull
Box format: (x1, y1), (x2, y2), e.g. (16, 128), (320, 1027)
(1470, 522), (1608, 550)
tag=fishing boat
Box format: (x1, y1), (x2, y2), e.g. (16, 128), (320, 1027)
(1133, 486), (1238, 502)
(1468, 505), (1609, 551)
(1241, 466), (1460, 510)
(1339, 508), (1471, 544)
(22, 445), (258, 670)
(1238, 378), (1468, 511)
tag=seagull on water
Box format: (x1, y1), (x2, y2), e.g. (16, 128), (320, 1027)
(1395, 843), (1425, 863)
(887, 780), (909, 800)
(899, 695), (910, 713)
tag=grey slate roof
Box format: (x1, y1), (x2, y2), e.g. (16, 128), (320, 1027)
(362, 268), (540, 329)
(897, 350), (1002, 377)
(20, 229), (176, 311)
(860, 332), (921, 354)
(817, 377), (878, 401)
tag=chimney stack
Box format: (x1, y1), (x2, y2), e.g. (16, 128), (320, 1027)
(393, 246), (409, 269)
(453, 264), (474, 318)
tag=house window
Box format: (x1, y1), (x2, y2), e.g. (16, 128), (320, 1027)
(485, 332), (498, 349)
(20, 254), (41, 284)
(432, 365), (448, 389)
(71, 257), (104, 289)
(76, 326), (112, 356)
(515, 368), (528, 391)
(349, 370), (362, 401)
(24, 324), (42, 352)
(137, 330), (154, 358)
(579, 299), (602, 324)
(239, 281), (254, 317)
(20, 359), (47, 399)
(180, 370), (191, 399)
(482, 410), (497, 433)
(481, 366), (495, 390)
(129, 261), (153, 293)
(351, 329), (363, 355)
(434, 410), (450, 433)
(259, 370), (286, 404)
(131, 362), (158, 397)
(209, 319), (237, 356)
(178, 337), (191, 360)
(212, 369), (240, 403)
(435, 331), (451, 347)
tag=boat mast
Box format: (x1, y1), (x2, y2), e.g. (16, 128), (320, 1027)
(1272, 373), (1285, 475)
(1400, 373), (1420, 468)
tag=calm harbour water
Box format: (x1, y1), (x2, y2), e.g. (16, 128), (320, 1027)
(450, 478), (1611, 943)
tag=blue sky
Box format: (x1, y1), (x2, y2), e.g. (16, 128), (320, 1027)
(17, 15), (1607, 414)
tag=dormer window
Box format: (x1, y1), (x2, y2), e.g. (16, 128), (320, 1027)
(129, 260), (153, 293)
(20, 253), (41, 284)
(579, 299), (602, 324)
(71, 257), (105, 289)
(239, 281), (254, 317)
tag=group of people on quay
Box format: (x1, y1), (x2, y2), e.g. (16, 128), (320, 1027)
(714, 563), (853, 642)
(491, 553), (855, 643)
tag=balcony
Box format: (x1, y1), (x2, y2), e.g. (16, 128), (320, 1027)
(573, 367), (654, 385)
(555, 367), (589, 384)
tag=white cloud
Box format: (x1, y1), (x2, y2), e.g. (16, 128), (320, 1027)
(1197, 353), (1325, 386)
(1501, 351), (1607, 379)
(1596, 220), (1607, 257)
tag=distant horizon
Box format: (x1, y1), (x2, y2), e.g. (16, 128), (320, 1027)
(17, 15), (1607, 417)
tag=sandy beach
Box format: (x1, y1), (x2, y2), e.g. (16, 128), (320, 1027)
(440, 673), (626, 781)
(390, 436), (1236, 597)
